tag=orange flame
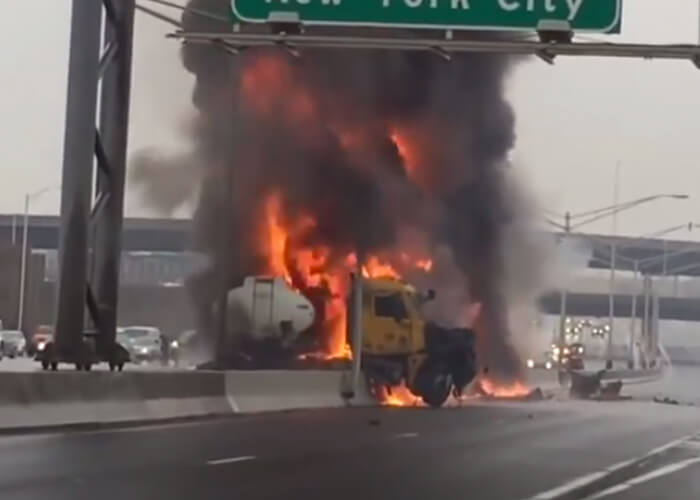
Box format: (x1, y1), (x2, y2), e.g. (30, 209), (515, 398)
(241, 55), (315, 122)
(479, 378), (531, 398)
(262, 192), (292, 284)
(390, 129), (420, 179)
(400, 252), (433, 273)
(362, 256), (400, 280)
(259, 192), (354, 359)
(376, 384), (422, 407)
(259, 193), (438, 360)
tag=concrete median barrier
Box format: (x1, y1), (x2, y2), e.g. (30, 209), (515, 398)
(0, 371), (232, 431)
(0, 370), (378, 432)
(225, 370), (376, 413)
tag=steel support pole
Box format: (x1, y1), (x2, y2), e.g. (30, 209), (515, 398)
(55, 0), (103, 357)
(606, 241), (616, 368)
(558, 289), (567, 344)
(651, 291), (660, 368)
(91, 0), (136, 354)
(642, 276), (651, 368)
(343, 270), (364, 399)
(662, 239), (668, 275)
(628, 261), (639, 369)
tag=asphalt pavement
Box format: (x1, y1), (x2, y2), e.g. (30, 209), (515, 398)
(1, 398), (699, 500)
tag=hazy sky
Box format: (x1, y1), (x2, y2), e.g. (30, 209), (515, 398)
(2, 1), (699, 239)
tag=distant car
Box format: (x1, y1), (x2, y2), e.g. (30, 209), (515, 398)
(30, 325), (54, 356)
(526, 352), (554, 370)
(0, 330), (27, 358)
(535, 343), (585, 371)
(564, 343), (585, 370)
(118, 326), (162, 363)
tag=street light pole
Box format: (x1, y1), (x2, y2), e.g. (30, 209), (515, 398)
(558, 211), (571, 348)
(606, 163), (620, 370)
(11, 215), (17, 246)
(17, 186), (57, 332)
(17, 195), (30, 332)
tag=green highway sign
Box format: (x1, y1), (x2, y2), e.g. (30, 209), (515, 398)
(231, 1), (622, 34)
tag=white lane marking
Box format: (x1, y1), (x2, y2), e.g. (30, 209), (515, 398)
(527, 432), (700, 500)
(207, 455), (256, 466)
(586, 457), (700, 499)
(627, 457), (700, 485)
(678, 440), (700, 450)
(586, 483), (631, 499)
(531, 472), (608, 499)
(392, 432), (419, 439)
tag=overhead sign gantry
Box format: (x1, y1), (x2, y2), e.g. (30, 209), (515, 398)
(230, 0), (622, 33)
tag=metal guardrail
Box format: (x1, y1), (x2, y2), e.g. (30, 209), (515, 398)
(600, 368), (665, 385)
(573, 367), (665, 385)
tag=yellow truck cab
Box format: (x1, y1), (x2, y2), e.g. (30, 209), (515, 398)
(361, 278), (426, 356)
(356, 277), (477, 407)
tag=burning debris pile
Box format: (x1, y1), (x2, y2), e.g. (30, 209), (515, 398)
(132, 0), (545, 386)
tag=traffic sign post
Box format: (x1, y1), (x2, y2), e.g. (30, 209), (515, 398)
(231, 0), (622, 33)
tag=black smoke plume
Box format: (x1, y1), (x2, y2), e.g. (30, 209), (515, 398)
(133, 0), (544, 381)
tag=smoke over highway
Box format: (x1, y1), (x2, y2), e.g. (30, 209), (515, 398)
(132, 0), (545, 382)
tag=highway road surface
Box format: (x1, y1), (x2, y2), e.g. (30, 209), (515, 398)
(1, 398), (699, 500)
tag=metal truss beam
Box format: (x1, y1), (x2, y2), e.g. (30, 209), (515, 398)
(170, 31), (700, 66)
(55, 0), (135, 365)
(91, 0), (136, 359)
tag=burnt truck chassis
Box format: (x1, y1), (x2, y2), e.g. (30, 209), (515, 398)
(362, 323), (477, 407)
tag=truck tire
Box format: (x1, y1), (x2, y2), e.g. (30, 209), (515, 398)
(117, 363), (124, 372)
(415, 361), (452, 408)
(41, 360), (49, 371)
(50, 362), (58, 371)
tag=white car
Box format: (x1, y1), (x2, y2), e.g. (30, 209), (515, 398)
(117, 326), (163, 363)
(0, 330), (27, 357)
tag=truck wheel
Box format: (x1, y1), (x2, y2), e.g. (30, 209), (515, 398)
(50, 362), (58, 371)
(41, 361), (49, 371)
(416, 362), (452, 408)
(108, 362), (116, 372)
(117, 363), (124, 372)
(85, 364), (92, 372)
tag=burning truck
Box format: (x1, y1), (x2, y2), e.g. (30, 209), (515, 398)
(216, 273), (477, 408)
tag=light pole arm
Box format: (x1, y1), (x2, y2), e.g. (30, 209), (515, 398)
(568, 194), (687, 222)
(570, 195), (688, 231)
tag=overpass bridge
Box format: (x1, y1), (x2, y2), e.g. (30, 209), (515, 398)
(3, 215), (700, 319)
(3, 215), (699, 274)
(0, 215), (192, 252)
(540, 269), (700, 321)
